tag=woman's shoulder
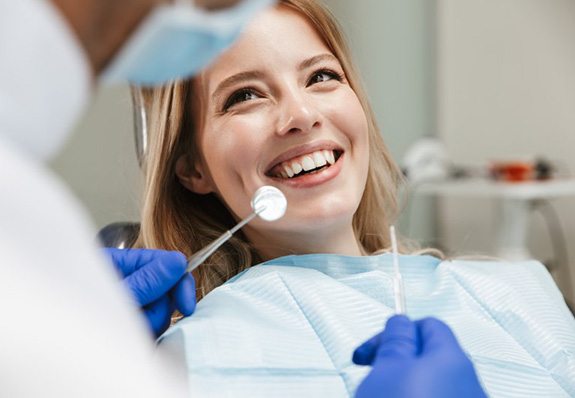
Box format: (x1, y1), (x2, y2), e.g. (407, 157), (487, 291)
(442, 257), (557, 287)
(439, 258), (573, 325)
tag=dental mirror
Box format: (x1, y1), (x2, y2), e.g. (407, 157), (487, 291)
(251, 185), (287, 221)
(186, 186), (287, 273)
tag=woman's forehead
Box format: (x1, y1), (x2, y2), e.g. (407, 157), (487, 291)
(201, 6), (333, 91)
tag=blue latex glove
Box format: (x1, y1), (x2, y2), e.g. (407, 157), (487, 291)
(104, 248), (196, 337)
(353, 315), (488, 398)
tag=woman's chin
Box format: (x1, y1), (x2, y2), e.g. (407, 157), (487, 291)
(264, 210), (356, 234)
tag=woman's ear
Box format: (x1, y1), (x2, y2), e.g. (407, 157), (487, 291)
(176, 154), (214, 194)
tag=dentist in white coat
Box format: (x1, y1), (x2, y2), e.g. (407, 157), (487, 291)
(0, 0), (272, 396)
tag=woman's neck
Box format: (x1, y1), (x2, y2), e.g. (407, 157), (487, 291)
(244, 222), (364, 261)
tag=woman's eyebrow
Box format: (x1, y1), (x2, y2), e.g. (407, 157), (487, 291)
(298, 53), (338, 71)
(212, 70), (264, 101)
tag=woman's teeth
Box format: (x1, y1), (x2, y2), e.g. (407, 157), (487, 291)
(275, 149), (336, 179)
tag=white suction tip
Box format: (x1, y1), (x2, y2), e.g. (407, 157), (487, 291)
(251, 186), (287, 222)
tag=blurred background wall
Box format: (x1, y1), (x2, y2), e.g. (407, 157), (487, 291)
(436, 0), (575, 301)
(49, 85), (141, 228)
(49, 0), (575, 303)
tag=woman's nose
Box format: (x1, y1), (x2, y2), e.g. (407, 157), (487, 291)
(276, 90), (320, 136)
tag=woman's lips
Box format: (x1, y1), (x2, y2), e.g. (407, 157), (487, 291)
(268, 152), (344, 189)
(267, 149), (340, 178)
(265, 141), (343, 175)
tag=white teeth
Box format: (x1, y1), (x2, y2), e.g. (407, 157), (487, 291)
(291, 161), (303, 175)
(273, 149), (338, 179)
(283, 164), (294, 178)
(313, 152), (327, 168)
(324, 149), (335, 165)
(301, 156), (316, 171)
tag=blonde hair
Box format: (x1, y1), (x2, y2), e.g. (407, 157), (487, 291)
(134, 0), (435, 299)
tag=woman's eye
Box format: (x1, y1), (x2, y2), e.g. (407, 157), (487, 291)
(223, 89), (260, 111)
(308, 69), (342, 86)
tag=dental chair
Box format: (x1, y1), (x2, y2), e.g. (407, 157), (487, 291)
(97, 222), (140, 248)
(97, 89), (146, 249)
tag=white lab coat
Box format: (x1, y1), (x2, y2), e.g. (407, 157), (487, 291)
(0, 0), (186, 396)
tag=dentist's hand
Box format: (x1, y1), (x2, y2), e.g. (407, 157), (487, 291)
(353, 315), (487, 398)
(104, 248), (196, 337)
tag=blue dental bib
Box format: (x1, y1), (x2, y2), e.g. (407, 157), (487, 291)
(159, 254), (575, 397)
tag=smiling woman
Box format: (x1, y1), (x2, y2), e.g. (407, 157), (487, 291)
(134, 0), (404, 297)
(179, 5), (374, 262)
(132, 1), (575, 396)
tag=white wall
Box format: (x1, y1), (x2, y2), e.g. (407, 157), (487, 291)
(49, 85), (142, 229)
(436, 0), (575, 301)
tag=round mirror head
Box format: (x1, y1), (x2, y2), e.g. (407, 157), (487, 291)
(251, 186), (287, 222)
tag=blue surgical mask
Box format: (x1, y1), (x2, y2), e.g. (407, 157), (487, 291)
(102, 0), (275, 86)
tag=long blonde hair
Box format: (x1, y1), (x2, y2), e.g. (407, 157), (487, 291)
(135, 0), (415, 299)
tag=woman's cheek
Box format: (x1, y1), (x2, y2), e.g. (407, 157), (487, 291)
(206, 117), (267, 179)
(345, 103), (369, 148)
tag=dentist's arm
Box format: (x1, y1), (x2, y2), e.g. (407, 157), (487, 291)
(104, 248), (196, 337)
(353, 315), (488, 398)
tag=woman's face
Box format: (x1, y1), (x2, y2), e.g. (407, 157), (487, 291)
(181, 6), (369, 254)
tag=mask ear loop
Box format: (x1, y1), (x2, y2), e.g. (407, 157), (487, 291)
(131, 88), (148, 170)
